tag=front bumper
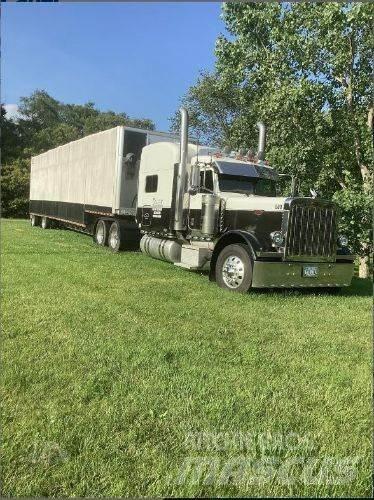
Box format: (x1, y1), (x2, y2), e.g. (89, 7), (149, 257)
(252, 261), (354, 288)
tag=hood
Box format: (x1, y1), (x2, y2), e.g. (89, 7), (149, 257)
(223, 194), (287, 213)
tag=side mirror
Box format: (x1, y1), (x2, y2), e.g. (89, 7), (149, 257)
(124, 152), (137, 179)
(310, 187), (321, 199)
(124, 152), (135, 165)
(188, 164), (200, 195)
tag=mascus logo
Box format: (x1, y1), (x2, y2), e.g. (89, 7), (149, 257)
(275, 204), (283, 210)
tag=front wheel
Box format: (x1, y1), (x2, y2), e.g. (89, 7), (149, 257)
(215, 243), (253, 293)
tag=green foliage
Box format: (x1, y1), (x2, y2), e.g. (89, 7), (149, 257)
(1, 105), (22, 163)
(2, 220), (372, 497)
(170, 72), (242, 146)
(1, 159), (30, 218)
(24, 124), (81, 157)
(1, 90), (155, 218)
(17, 90), (156, 137)
(333, 184), (373, 256)
(174, 2), (373, 260)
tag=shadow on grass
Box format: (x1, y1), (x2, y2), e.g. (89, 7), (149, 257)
(251, 276), (372, 297)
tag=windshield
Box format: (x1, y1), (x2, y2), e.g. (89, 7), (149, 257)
(218, 175), (277, 197)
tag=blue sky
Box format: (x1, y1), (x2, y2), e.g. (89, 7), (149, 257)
(2, 2), (225, 130)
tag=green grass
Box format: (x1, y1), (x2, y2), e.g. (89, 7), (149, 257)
(1, 219), (372, 497)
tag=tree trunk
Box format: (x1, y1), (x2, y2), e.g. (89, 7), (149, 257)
(368, 107), (373, 131)
(344, 39), (371, 186)
(358, 255), (370, 279)
(345, 81), (370, 185)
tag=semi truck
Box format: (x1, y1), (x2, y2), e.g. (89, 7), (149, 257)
(29, 108), (355, 292)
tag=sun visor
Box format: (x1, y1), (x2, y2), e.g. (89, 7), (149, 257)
(214, 160), (279, 181)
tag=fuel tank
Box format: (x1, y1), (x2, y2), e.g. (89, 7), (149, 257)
(140, 235), (182, 263)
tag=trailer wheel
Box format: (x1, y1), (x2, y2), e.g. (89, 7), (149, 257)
(108, 221), (122, 252)
(94, 219), (108, 246)
(215, 243), (253, 293)
(30, 214), (40, 227)
(41, 216), (50, 230)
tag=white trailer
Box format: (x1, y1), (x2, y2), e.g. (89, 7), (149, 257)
(30, 126), (181, 250)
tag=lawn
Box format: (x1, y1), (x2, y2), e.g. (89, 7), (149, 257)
(1, 219), (372, 497)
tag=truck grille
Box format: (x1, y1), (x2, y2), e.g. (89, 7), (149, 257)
(284, 200), (337, 261)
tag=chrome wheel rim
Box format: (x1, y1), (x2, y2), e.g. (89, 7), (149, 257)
(96, 224), (105, 245)
(110, 227), (119, 249)
(222, 255), (245, 289)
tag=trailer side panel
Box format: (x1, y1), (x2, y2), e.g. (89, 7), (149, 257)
(30, 127), (121, 224)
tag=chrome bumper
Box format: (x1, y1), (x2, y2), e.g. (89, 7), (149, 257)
(252, 261), (354, 288)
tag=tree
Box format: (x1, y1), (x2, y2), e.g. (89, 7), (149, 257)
(82, 111), (154, 136)
(1, 159), (30, 219)
(15, 90), (155, 155)
(170, 72), (243, 146)
(1, 105), (22, 163)
(174, 2), (373, 277)
(1, 90), (155, 219)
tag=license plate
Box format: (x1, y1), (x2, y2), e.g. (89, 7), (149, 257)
(303, 265), (318, 278)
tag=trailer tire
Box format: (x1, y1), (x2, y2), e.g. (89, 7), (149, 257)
(41, 216), (51, 230)
(30, 214), (40, 227)
(94, 219), (109, 246)
(215, 243), (253, 293)
(108, 221), (122, 252)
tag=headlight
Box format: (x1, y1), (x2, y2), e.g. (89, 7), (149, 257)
(271, 231), (284, 247)
(337, 234), (349, 247)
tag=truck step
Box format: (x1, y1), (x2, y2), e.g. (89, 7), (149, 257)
(174, 245), (211, 270)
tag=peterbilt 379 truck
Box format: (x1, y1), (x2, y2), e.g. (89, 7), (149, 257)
(29, 108), (354, 292)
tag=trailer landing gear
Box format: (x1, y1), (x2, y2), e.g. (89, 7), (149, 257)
(41, 216), (51, 229)
(30, 214), (40, 227)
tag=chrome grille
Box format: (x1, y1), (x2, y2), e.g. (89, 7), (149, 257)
(284, 200), (337, 261)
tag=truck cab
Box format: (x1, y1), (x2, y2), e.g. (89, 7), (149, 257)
(187, 154), (287, 249)
(137, 109), (355, 292)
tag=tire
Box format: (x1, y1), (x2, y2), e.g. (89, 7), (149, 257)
(215, 243), (253, 293)
(30, 214), (39, 227)
(94, 219), (109, 246)
(108, 221), (122, 252)
(41, 216), (50, 229)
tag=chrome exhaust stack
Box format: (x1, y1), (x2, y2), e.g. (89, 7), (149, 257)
(174, 107), (189, 231)
(256, 121), (266, 162)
